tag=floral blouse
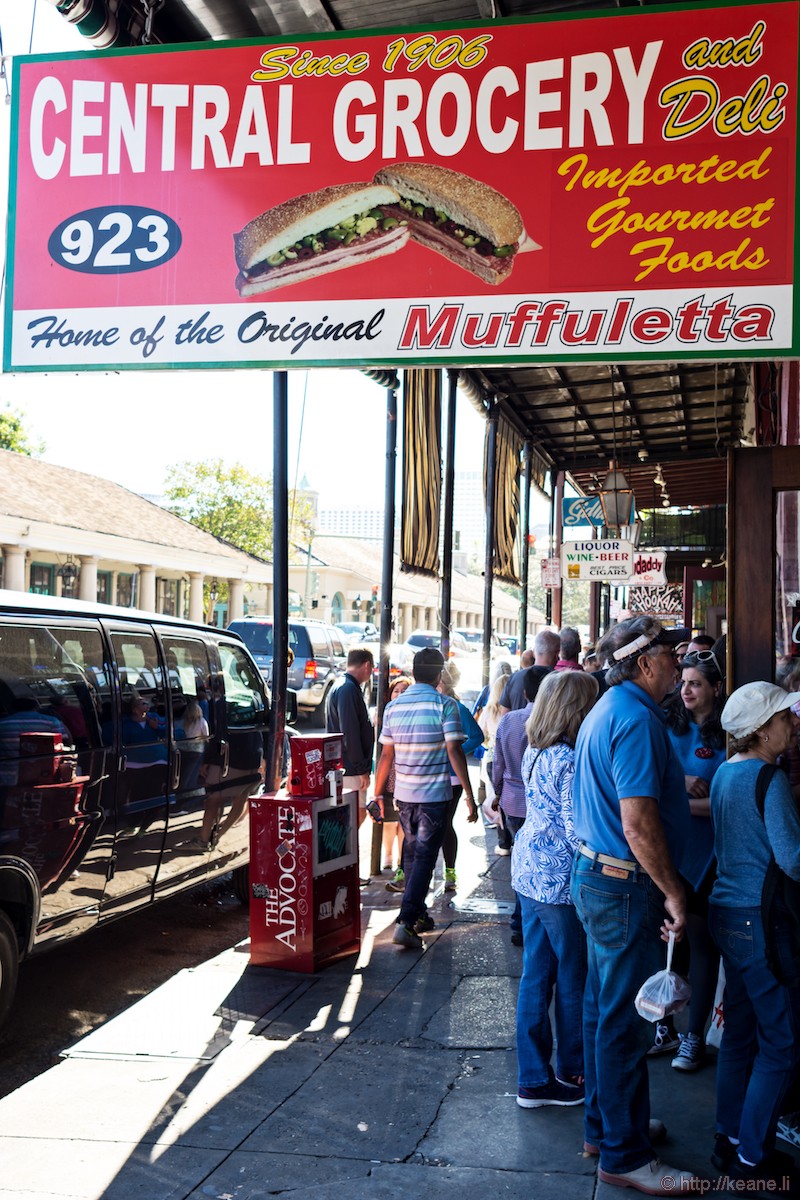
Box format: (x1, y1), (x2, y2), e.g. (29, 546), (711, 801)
(511, 741), (579, 905)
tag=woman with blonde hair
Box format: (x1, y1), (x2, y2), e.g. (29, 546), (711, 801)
(477, 675), (507, 826)
(513, 668), (599, 1108)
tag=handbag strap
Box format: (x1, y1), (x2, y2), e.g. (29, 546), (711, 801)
(754, 762), (779, 820)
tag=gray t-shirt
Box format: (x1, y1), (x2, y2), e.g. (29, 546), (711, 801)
(710, 759), (800, 908)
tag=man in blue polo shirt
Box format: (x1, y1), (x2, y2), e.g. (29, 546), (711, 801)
(571, 616), (692, 1197)
(373, 647), (477, 949)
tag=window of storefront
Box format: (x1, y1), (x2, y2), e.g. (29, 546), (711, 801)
(331, 592), (344, 622)
(97, 571), (112, 605)
(160, 578), (179, 617)
(30, 564), (55, 595)
(117, 573), (134, 607)
(775, 491), (800, 668)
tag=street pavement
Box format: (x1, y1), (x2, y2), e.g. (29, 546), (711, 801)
(0, 805), (779, 1200)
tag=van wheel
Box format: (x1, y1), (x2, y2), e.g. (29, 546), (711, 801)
(0, 911), (20, 1034)
(232, 864), (250, 906)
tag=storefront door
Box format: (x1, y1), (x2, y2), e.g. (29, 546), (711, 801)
(729, 447), (800, 689)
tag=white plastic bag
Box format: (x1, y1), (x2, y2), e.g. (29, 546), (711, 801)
(634, 931), (692, 1020)
(705, 961), (725, 1049)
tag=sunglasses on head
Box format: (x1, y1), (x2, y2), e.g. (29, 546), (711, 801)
(682, 648), (723, 676)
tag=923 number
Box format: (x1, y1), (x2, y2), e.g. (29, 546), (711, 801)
(48, 206), (182, 275)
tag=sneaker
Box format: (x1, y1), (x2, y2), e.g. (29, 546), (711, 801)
(711, 1133), (737, 1172)
(444, 868), (457, 892)
(517, 1079), (585, 1109)
(647, 1021), (679, 1057)
(598, 1159), (698, 1195)
(510, 932), (524, 947)
(671, 1031), (704, 1072)
(495, 845), (511, 856)
(385, 869), (405, 893)
(415, 914), (435, 934)
(392, 923), (423, 950)
(584, 1119), (667, 1156)
(777, 1111), (800, 1149)
(729, 1149), (799, 1190)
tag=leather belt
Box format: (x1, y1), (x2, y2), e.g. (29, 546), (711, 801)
(578, 843), (643, 879)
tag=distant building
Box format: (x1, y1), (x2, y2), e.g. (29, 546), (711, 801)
(317, 507), (386, 540)
(0, 450), (271, 624)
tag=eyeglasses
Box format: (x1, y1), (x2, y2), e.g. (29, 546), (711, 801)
(682, 648), (723, 677)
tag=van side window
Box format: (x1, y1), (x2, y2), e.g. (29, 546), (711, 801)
(110, 632), (166, 747)
(161, 636), (214, 738)
(44, 627), (109, 749)
(218, 643), (267, 727)
(0, 623), (78, 777)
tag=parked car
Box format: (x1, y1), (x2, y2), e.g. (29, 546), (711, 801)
(227, 617), (347, 726)
(334, 621), (379, 646)
(454, 627), (502, 650)
(0, 589), (273, 1030)
(399, 629), (471, 671)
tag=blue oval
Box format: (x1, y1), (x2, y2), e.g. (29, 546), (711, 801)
(48, 206), (182, 274)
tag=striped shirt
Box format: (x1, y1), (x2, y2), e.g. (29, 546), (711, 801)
(379, 682), (464, 804)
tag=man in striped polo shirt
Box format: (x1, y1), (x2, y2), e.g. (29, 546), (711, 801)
(373, 647), (477, 949)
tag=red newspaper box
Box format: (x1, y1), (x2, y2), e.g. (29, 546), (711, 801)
(249, 734), (360, 971)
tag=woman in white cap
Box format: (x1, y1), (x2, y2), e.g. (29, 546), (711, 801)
(708, 681), (800, 1189)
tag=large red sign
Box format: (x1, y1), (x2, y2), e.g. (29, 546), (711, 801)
(4, 1), (798, 370)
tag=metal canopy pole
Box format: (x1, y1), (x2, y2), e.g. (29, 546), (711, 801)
(551, 470), (565, 630)
(440, 370), (457, 660)
(266, 371), (288, 792)
(482, 404), (499, 689)
(371, 379), (399, 877)
(519, 440), (532, 651)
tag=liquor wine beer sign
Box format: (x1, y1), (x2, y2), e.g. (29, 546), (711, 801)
(4, 0), (798, 371)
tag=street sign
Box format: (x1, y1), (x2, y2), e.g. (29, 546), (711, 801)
(541, 558), (562, 588)
(561, 539), (635, 581)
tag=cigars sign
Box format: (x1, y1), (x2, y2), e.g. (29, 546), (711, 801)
(4, 0), (799, 372)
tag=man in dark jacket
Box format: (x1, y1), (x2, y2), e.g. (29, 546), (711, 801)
(327, 648), (374, 829)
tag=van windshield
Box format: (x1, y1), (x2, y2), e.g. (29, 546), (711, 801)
(232, 623), (273, 655)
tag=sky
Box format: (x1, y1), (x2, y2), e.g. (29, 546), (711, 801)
(0, 1), (488, 505)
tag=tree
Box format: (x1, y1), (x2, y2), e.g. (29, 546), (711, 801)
(164, 459), (314, 560)
(0, 405), (44, 456)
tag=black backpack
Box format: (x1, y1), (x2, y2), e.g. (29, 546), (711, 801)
(754, 764), (800, 986)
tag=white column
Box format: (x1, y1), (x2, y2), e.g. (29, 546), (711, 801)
(78, 555), (99, 603)
(137, 565), (156, 612)
(2, 545), (26, 592)
(188, 571), (204, 624)
(228, 578), (244, 623)
(398, 602), (413, 642)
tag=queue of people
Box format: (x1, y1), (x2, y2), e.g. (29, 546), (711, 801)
(331, 622), (800, 1195)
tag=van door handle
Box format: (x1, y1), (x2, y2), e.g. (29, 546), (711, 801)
(220, 739), (230, 779)
(171, 745), (181, 791)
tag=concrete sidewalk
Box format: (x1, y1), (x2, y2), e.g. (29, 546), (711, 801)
(0, 813), (752, 1200)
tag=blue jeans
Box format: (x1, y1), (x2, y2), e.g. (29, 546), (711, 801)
(709, 903), (800, 1166)
(505, 813), (525, 935)
(571, 855), (666, 1175)
(397, 802), (446, 927)
(517, 895), (586, 1087)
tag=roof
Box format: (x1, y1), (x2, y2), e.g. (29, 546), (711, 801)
(0, 449), (266, 565)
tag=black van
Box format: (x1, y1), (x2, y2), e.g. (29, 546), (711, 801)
(0, 590), (269, 1029)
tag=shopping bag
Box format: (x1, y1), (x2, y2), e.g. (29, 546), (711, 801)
(705, 961), (725, 1049)
(634, 930), (692, 1020)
